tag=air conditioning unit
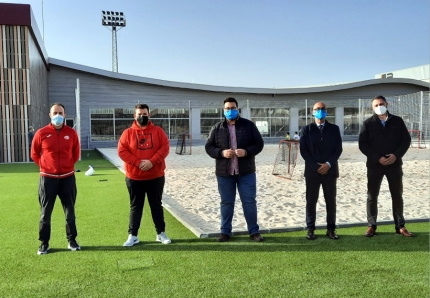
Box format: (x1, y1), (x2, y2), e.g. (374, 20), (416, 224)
(380, 73), (393, 79)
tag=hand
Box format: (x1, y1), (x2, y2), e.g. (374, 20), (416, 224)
(222, 149), (236, 158)
(138, 159), (153, 171)
(379, 154), (397, 166)
(234, 149), (247, 158)
(317, 163), (330, 175)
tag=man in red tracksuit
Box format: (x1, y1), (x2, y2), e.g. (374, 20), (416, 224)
(31, 103), (81, 255)
(118, 103), (171, 246)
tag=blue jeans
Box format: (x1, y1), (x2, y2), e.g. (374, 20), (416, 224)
(216, 173), (259, 236)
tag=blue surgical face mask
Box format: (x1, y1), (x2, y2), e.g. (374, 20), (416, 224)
(313, 110), (327, 120)
(51, 114), (64, 126)
(224, 109), (239, 120)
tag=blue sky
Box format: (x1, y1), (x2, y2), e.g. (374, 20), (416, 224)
(4, 0), (429, 87)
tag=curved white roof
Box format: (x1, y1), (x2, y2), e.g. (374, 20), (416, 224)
(49, 58), (429, 94)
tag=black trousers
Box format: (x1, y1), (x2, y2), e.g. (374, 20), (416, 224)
(38, 175), (77, 243)
(126, 176), (166, 236)
(367, 165), (405, 230)
(305, 175), (337, 230)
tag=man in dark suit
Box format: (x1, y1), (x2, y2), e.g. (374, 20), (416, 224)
(300, 102), (343, 240)
(358, 95), (413, 237)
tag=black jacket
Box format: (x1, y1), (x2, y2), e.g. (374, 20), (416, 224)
(358, 111), (411, 168)
(205, 117), (264, 177)
(300, 121), (343, 178)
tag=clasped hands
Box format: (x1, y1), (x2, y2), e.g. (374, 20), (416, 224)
(379, 153), (397, 166)
(222, 148), (246, 158)
(317, 163), (330, 175)
(138, 159), (153, 171)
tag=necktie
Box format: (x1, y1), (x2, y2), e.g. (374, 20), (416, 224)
(318, 125), (323, 131)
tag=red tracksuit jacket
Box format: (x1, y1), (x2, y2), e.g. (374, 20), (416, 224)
(31, 123), (80, 178)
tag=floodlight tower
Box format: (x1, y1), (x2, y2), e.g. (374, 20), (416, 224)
(101, 11), (126, 72)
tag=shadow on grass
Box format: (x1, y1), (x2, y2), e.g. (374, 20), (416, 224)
(44, 248), (74, 254)
(76, 233), (429, 253)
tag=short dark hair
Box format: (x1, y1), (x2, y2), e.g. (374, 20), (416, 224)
(223, 97), (238, 107)
(372, 95), (387, 103)
(135, 103), (150, 113)
(51, 102), (65, 111)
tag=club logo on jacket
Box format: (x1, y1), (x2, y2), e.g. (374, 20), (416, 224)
(136, 133), (153, 150)
(64, 136), (70, 140)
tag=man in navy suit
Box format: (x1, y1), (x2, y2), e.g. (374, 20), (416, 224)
(300, 102), (343, 240)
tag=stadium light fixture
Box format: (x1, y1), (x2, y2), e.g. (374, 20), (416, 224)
(101, 10), (126, 72)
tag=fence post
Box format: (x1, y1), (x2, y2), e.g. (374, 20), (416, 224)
(358, 98), (362, 134)
(420, 91), (423, 132)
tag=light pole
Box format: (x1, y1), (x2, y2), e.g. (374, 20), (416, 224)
(101, 11), (126, 72)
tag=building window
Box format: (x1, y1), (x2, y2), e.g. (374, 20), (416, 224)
(91, 119), (115, 141)
(251, 108), (289, 137)
(114, 120), (132, 140)
(150, 108), (189, 139)
(90, 108), (115, 141)
(200, 108), (223, 139)
(344, 107), (359, 135)
(90, 108), (190, 141)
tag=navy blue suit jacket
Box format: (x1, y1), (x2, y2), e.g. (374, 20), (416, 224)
(300, 121), (343, 178)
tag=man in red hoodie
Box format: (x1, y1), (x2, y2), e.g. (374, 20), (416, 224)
(31, 103), (81, 255)
(118, 103), (171, 246)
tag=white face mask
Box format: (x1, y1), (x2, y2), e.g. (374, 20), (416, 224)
(374, 105), (387, 115)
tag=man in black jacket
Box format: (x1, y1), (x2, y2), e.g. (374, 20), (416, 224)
(205, 97), (264, 242)
(359, 95), (413, 237)
(300, 102), (343, 240)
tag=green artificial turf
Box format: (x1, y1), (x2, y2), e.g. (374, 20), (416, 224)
(0, 150), (428, 297)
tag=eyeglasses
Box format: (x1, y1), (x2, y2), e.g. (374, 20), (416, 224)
(313, 107), (326, 111)
(224, 107), (238, 111)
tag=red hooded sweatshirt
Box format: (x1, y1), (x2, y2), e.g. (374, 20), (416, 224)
(118, 120), (170, 180)
(31, 123), (80, 178)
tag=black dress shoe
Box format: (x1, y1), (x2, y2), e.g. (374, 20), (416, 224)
(306, 229), (316, 240)
(326, 229), (339, 240)
(216, 233), (230, 242)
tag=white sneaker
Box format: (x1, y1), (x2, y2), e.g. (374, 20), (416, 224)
(123, 235), (139, 247)
(156, 232), (171, 244)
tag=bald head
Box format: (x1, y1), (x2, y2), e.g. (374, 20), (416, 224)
(312, 102), (327, 123)
(313, 102), (326, 111)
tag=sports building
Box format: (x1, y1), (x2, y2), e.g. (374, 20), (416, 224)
(0, 3), (429, 163)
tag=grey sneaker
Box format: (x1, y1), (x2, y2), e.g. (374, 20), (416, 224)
(156, 232), (171, 244)
(37, 243), (50, 255)
(68, 240), (81, 251)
